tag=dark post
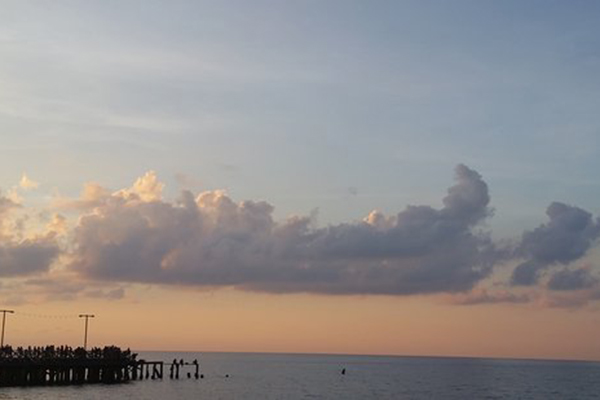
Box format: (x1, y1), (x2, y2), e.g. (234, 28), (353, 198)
(0, 309), (15, 347)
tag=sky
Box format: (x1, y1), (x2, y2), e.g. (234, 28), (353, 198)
(1, 0), (600, 361)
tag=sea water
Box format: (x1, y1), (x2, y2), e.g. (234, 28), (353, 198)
(1, 352), (599, 399)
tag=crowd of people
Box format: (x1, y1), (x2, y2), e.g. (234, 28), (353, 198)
(0, 345), (137, 364)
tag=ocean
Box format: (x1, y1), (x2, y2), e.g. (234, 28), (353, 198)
(1, 352), (599, 399)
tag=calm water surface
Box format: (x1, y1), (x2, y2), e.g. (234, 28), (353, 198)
(1, 352), (599, 399)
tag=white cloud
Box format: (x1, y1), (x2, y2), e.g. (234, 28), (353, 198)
(19, 173), (39, 190)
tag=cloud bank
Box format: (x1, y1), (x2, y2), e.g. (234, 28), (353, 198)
(2, 165), (599, 306)
(68, 165), (499, 295)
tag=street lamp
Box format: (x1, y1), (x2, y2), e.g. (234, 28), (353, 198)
(78, 314), (95, 349)
(0, 309), (15, 347)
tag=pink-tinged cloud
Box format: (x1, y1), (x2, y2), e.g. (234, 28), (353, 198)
(6, 165), (598, 305)
(67, 165), (503, 295)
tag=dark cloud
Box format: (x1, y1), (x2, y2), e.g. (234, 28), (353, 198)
(547, 267), (598, 291)
(5, 277), (125, 304)
(0, 239), (60, 277)
(85, 287), (125, 300)
(451, 288), (531, 305)
(24, 278), (86, 301)
(541, 289), (600, 309)
(69, 164), (500, 295)
(511, 202), (600, 286)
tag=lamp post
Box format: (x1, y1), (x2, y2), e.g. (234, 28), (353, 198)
(0, 309), (14, 347)
(78, 314), (95, 349)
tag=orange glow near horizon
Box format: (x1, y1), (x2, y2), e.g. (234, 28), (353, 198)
(6, 287), (600, 362)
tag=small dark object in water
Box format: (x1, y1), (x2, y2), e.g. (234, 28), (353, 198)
(225, 374), (230, 378)
(341, 368), (346, 375)
(200, 374), (204, 379)
(187, 372), (191, 378)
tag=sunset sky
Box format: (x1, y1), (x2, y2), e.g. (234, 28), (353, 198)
(2, 1), (600, 361)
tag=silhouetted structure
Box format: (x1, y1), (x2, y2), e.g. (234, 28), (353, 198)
(0, 345), (202, 387)
(78, 314), (95, 350)
(0, 345), (164, 386)
(168, 358), (200, 380)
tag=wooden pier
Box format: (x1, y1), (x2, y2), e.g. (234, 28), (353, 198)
(0, 345), (200, 387)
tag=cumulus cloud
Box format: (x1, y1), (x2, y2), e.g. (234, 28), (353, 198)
(116, 170), (163, 202)
(4, 165), (598, 306)
(511, 202), (600, 286)
(45, 213), (68, 236)
(53, 182), (112, 211)
(0, 192), (60, 277)
(67, 164), (502, 295)
(54, 172), (163, 211)
(19, 173), (39, 190)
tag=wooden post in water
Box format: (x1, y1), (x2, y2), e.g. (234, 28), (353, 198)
(193, 359), (199, 379)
